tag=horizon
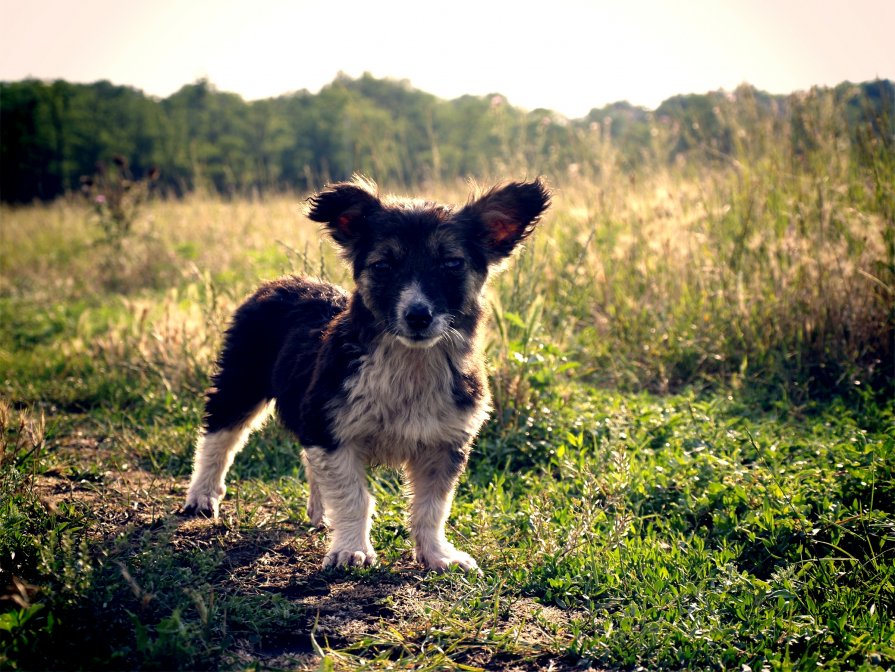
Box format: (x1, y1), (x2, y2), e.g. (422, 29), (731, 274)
(1, 0), (893, 118)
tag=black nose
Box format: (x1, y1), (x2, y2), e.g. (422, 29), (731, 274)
(404, 303), (433, 331)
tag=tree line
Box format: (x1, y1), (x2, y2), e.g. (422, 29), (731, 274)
(1, 72), (892, 203)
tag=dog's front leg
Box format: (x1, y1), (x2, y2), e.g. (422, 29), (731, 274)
(406, 445), (479, 573)
(303, 445), (377, 568)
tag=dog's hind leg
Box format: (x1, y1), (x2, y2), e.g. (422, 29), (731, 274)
(302, 451), (328, 528)
(184, 321), (276, 518)
(184, 399), (271, 517)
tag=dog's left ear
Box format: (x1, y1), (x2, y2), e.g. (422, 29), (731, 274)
(306, 176), (383, 251)
(460, 178), (551, 263)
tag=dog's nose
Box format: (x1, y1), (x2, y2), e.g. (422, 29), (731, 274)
(404, 303), (433, 331)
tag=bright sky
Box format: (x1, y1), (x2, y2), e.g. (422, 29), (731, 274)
(1, 0), (893, 118)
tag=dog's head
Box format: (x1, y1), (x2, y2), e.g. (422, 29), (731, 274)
(307, 176), (550, 348)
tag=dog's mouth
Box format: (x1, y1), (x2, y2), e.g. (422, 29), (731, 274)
(394, 316), (450, 348)
(394, 312), (451, 349)
(395, 332), (444, 349)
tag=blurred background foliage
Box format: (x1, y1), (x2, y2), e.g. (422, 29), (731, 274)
(1, 73), (892, 202)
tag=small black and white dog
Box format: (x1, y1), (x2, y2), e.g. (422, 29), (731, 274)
(183, 176), (550, 571)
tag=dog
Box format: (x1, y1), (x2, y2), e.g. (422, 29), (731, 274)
(183, 176), (550, 571)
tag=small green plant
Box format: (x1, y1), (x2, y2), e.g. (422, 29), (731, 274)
(0, 401), (46, 590)
(0, 402), (51, 669)
(80, 156), (159, 252)
(74, 157), (170, 292)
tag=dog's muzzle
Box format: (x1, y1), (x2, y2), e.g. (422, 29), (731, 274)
(397, 302), (449, 348)
(394, 283), (448, 348)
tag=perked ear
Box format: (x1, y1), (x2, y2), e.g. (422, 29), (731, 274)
(306, 175), (382, 250)
(461, 178), (551, 262)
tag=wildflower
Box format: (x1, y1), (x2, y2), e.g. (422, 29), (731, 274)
(95, 194), (106, 204)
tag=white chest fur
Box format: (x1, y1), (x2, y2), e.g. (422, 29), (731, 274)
(328, 337), (491, 465)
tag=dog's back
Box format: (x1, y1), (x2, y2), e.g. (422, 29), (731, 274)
(202, 277), (348, 435)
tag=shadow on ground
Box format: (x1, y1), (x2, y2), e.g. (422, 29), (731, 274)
(17, 430), (584, 671)
(33, 465), (419, 668)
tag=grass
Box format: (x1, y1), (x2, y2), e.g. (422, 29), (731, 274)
(1, 371), (892, 669)
(1, 102), (893, 668)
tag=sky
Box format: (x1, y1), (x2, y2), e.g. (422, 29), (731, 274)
(1, 0), (893, 118)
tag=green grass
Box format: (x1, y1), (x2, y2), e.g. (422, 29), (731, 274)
(1, 105), (893, 668)
(1, 359), (892, 669)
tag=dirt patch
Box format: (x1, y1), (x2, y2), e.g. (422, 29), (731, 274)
(30, 435), (589, 671)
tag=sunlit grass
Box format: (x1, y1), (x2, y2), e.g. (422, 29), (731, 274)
(3, 153), (891, 402)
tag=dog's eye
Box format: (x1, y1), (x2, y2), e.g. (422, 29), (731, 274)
(370, 260), (393, 273)
(441, 258), (465, 271)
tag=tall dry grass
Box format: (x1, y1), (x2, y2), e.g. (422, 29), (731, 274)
(2, 86), (892, 401)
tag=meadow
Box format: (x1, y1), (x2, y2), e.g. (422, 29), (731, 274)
(1, 103), (894, 669)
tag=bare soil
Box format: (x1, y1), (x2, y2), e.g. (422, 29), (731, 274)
(28, 432), (592, 671)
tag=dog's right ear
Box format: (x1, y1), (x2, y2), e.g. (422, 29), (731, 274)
(306, 177), (382, 250)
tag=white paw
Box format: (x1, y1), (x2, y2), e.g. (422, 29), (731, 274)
(416, 544), (480, 573)
(322, 544), (378, 569)
(183, 486), (224, 517)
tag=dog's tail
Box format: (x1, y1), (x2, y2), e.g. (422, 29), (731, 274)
(202, 276), (348, 433)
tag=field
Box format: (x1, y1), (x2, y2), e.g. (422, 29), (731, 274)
(1, 142), (894, 669)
